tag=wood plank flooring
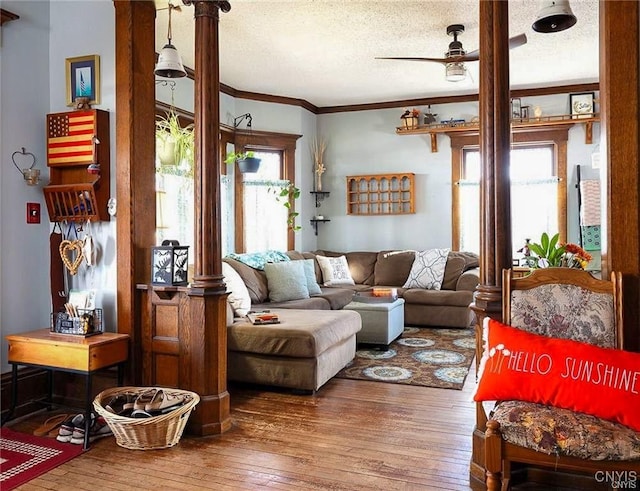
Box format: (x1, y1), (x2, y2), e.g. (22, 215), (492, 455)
(6, 368), (478, 490)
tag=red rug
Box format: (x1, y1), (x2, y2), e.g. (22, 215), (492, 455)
(1, 427), (84, 490)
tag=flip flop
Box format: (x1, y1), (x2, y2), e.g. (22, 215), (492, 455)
(33, 413), (70, 437)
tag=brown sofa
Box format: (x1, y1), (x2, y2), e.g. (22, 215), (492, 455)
(223, 249), (479, 328)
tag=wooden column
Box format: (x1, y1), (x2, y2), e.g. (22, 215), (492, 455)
(469, 1), (512, 488)
(599, 0), (640, 352)
(182, 0), (232, 436)
(114, 0), (157, 385)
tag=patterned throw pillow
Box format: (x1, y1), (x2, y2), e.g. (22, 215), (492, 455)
(402, 248), (450, 290)
(316, 255), (355, 286)
(264, 261), (310, 302)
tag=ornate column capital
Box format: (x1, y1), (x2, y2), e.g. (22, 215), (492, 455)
(182, 0), (231, 14)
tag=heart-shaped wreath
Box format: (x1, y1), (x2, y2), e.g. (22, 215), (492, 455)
(59, 239), (85, 275)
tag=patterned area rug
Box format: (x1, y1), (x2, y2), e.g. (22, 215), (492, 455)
(0, 427), (84, 490)
(335, 327), (476, 390)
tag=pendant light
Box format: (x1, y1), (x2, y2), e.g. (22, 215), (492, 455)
(532, 0), (577, 33)
(155, 3), (186, 79)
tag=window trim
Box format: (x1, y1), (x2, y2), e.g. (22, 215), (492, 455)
(451, 126), (569, 251)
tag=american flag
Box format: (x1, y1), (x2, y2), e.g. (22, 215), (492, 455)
(47, 111), (95, 165)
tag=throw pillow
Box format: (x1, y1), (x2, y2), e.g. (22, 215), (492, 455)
(222, 262), (251, 317)
(298, 259), (322, 295)
(474, 317), (640, 432)
(402, 248), (450, 290)
(264, 261), (310, 302)
(316, 255), (356, 286)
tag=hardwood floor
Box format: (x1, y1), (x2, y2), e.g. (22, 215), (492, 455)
(6, 368), (478, 490)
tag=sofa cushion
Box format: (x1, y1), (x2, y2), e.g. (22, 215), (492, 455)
(223, 257), (269, 303)
(300, 259), (322, 295)
(313, 250), (377, 285)
(441, 255), (467, 290)
(402, 288), (473, 307)
(228, 309), (362, 358)
(315, 287), (355, 310)
(222, 261), (252, 316)
(403, 248), (450, 290)
(264, 261), (310, 302)
(374, 250), (415, 286)
(253, 296), (331, 310)
(317, 255), (356, 286)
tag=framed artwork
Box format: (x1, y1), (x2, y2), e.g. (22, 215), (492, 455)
(569, 92), (595, 119)
(520, 105), (529, 120)
(66, 54), (100, 107)
(510, 98), (522, 120)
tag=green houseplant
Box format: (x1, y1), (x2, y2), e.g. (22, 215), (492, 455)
(224, 150), (261, 173)
(272, 182), (301, 231)
(155, 110), (194, 168)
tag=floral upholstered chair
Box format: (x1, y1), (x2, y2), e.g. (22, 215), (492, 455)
(478, 267), (640, 490)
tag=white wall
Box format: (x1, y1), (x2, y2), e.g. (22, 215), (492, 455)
(1, 1), (51, 371)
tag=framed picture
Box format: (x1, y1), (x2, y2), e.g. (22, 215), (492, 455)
(66, 55), (100, 107)
(520, 105), (529, 120)
(510, 98), (521, 120)
(569, 92), (595, 119)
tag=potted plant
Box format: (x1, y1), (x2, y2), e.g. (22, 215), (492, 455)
(155, 110), (194, 167)
(224, 150), (261, 173)
(272, 182), (301, 231)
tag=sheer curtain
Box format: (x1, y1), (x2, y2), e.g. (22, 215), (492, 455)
(460, 146), (558, 255)
(242, 152), (288, 253)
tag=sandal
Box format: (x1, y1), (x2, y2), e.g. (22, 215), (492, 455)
(33, 413), (69, 437)
(145, 389), (186, 413)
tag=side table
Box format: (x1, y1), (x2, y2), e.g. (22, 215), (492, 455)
(3, 329), (129, 449)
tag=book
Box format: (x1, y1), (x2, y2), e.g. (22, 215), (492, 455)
(246, 310), (280, 325)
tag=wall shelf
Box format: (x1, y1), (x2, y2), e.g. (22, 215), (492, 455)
(396, 114), (600, 152)
(347, 173), (415, 215)
(310, 190), (330, 208)
(309, 218), (330, 236)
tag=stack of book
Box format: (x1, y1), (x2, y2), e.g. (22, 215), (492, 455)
(246, 311), (280, 325)
(371, 287), (398, 299)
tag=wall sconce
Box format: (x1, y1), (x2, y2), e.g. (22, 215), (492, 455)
(12, 147), (40, 186)
(155, 3), (186, 78)
(233, 113), (253, 129)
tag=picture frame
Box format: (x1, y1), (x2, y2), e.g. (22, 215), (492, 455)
(569, 92), (595, 119)
(510, 98), (522, 120)
(66, 54), (100, 107)
(520, 105), (529, 120)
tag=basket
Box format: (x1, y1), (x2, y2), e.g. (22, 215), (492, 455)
(51, 308), (103, 336)
(93, 386), (200, 450)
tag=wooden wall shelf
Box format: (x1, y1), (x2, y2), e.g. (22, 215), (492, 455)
(396, 114), (600, 152)
(347, 173), (415, 215)
(43, 109), (111, 222)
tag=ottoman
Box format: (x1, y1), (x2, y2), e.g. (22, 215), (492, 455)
(344, 297), (405, 346)
(227, 309), (361, 392)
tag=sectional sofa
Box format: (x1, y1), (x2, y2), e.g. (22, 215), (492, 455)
(224, 249), (480, 328)
(223, 249), (479, 392)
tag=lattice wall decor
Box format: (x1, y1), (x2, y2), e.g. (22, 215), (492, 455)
(346, 173), (415, 215)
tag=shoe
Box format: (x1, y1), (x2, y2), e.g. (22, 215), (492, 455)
(56, 413), (88, 443)
(34, 413), (69, 437)
(130, 409), (153, 418)
(132, 389), (157, 412)
(105, 392), (137, 417)
(145, 389), (186, 414)
(70, 415), (112, 444)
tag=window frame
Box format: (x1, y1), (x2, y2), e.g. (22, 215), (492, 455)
(451, 127), (569, 251)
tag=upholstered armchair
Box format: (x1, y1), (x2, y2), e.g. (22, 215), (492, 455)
(476, 268), (640, 490)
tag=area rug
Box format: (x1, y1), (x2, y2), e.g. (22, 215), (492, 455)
(0, 427), (84, 490)
(335, 327), (476, 390)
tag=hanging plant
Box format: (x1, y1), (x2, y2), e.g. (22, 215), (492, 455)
(155, 110), (194, 170)
(224, 150), (261, 173)
(271, 182), (301, 231)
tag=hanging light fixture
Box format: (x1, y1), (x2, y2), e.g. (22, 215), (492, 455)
(532, 0), (577, 33)
(445, 62), (466, 82)
(155, 3), (186, 78)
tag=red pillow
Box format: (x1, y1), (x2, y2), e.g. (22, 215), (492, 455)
(474, 318), (640, 432)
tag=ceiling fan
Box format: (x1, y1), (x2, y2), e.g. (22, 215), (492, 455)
(377, 24), (527, 82)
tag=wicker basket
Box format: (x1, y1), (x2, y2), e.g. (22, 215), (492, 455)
(93, 386), (200, 450)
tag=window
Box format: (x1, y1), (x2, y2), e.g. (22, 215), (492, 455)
(451, 129), (568, 256)
(241, 151), (289, 253)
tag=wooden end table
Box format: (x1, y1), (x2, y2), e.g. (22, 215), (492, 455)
(3, 329), (129, 449)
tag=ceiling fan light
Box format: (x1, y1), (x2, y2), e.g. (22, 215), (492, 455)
(446, 62), (466, 82)
(532, 0), (577, 33)
(155, 43), (187, 78)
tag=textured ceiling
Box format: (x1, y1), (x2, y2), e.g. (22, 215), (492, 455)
(155, 0), (599, 107)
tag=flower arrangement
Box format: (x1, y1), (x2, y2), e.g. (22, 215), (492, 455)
(311, 138), (327, 191)
(528, 232), (592, 269)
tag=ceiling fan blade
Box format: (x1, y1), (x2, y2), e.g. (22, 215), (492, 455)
(452, 33), (527, 62)
(376, 56), (449, 65)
